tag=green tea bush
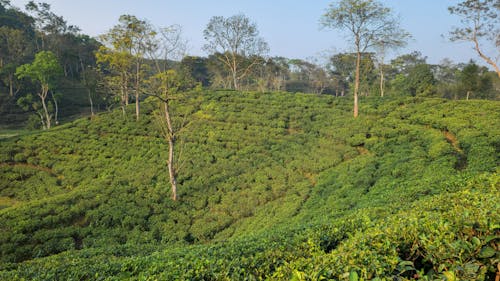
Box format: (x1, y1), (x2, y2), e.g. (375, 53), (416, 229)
(0, 91), (498, 280)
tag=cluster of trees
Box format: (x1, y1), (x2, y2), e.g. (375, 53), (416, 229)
(0, 0), (99, 128)
(1, 0), (499, 127)
(0, 0), (498, 201)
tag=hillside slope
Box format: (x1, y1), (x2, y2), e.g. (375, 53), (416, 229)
(0, 91), (498, 280)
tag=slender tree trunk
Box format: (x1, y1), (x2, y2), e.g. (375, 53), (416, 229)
(51, 91), (59, 125)
(120, 72), (128, 116)
(39, 85), (51, 129)
(466, 91), (471, 100)
(354, 50), (361, 118)
(8, 74), (14, 97)
(36, 111), (45, 128)
(232, 56), (239, 90)
(125, 81), (129, 105)
(168, 136), (178, 201)
(120, 83), (126, 116)
(232, 69), (238, 90)
(379, 66), (385, 97)
(135, 92), (140, 121)
(88, 89), (95, 118)
(164, 100), (178, 201)
(135, 62), (141, 121)
(380, 70), (385, 97)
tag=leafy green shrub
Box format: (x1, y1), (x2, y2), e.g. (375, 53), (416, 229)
(0, 91), (498, 280)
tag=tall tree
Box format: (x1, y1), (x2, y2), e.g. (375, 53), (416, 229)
(0, 2), (35, 97)
(321, 0), (403, 117)
(0, 26), (32, 96)
(97, 15), (154, 120)
(144, 24), (189, 201)
(95, 46), (133, 116)
(203, 14), (269, 90)
(15, 50), (62, 129)
(373, 25), (410, 97)
(25, 1), (80, 52)
(147, 70), (186, 201)
(24, 2), (100, 80)
(448, 0), (500, 78)
(122, 15), (154, 121)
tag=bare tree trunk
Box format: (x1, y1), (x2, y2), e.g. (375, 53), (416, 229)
(354, 50), (361, 118)
(39, 85), (51, 129)
(232, 56), (239, 90)
(164, 100), (178, 201)
(232, 69), (238, 90)
(120, 83), (126, 116)
(8, 74), (13, 97)
(135, 92), (140, 121)
(88, 89), (95, 118)
(135, 63), (141, 121)
(36, 111), (45, 129)
(168, 136), (178, 201)
(123, 72), (130, 106)
(466, 91), (471, 100)
(379, 65), (385, 97)
(51, 91), (59, 125)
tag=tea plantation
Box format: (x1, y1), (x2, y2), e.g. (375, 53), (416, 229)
(0, 91), (498, 280)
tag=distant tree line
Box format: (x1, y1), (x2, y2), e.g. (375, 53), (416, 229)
(0, 0), (499, 128)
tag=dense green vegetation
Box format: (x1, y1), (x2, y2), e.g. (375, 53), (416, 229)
(0, 91), (498, 280)
(0, 0), (499, 279)
(1, 1), (499, 129)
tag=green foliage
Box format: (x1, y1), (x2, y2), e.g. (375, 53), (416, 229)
(403, 64), (436, 96)
(0, 91), (498, 280)
(15, 51), (62, 88)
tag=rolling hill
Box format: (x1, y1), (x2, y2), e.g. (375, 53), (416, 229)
(0, 91), (498, 280)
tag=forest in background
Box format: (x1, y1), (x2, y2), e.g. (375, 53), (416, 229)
(0, 0), (499, 130)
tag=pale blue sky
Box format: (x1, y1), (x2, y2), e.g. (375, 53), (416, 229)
(9, 0), (486, 65)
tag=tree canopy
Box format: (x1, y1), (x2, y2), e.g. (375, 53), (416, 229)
(321, 0), (409, 117)
(203, 14), (269, 90)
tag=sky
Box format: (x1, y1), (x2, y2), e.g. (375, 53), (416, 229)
(8, 0), (487, 66)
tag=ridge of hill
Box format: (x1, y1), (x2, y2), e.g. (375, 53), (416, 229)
(0, 91), (498, 280)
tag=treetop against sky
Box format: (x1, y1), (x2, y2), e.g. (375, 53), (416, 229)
(9, 0), (484, 65)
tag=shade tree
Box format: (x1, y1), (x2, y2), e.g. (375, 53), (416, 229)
(0, 26), (33, 97)
(203, 14), (269, 90)
(321, 0), (404, 117)
(143, 22), (192, 201)
(372, 23), (410, 97)
(25, 1), (86, 78)
(15, 50), (62, 129)
(96, 15), (156, 120)
(0, 2), (35, 97)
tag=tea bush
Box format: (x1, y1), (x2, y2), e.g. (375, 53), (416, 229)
(0, 91), (498, 280)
